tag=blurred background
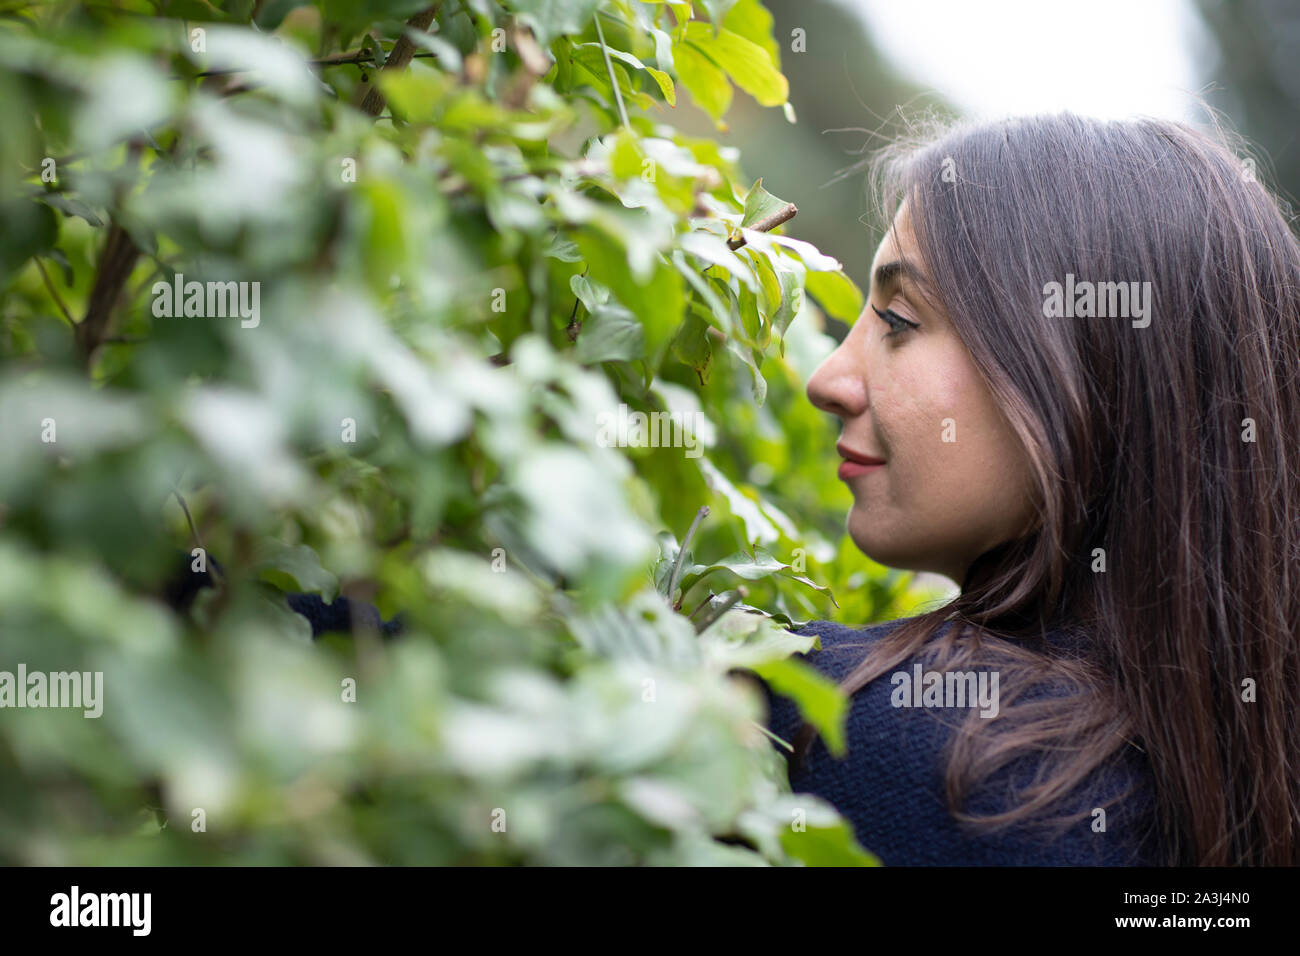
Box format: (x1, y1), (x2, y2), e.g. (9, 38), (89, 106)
(674, 0), (1299, 336)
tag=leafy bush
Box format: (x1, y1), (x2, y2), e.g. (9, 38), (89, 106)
(0, 0), (943, 865)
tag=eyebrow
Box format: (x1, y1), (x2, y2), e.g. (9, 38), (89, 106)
(872, 260), (929, 294)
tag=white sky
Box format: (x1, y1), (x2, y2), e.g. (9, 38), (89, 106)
(841, 0), (1214, 121)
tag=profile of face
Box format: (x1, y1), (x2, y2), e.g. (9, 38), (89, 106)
(805, 204), (1039, 586)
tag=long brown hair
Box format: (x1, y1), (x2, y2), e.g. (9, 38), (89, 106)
(798, 112), (1300, 866)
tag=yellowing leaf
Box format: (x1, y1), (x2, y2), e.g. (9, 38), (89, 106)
(683, 21), (788, 107)
(672, 40), (732, 121)
(722, 0), (782, 72)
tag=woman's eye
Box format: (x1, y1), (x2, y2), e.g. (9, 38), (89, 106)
(871, 304), (920, 338)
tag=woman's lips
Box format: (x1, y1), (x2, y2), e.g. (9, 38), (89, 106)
(838, 459), (885, 480)
(836, 442), (886, 480)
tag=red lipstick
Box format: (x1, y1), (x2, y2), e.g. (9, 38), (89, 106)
(836, 442), (886, 480)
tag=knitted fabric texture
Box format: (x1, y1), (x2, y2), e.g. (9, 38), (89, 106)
(760, 618), (1165, 866)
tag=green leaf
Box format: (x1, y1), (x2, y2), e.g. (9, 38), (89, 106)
(319, 0), (432, 36)
(699, 609), (818, 669)
(0, 199), (57, 285)
(569, 271), (609, 310)
(686, 547), (831, 596)
(670, 310), (714, 384)
(404, 26), (465, 74)
(378, 69), (451, 122)
(724, 334), (767, 404)
(677, 232), (758, 293)
(653, 529), (685, 596)
(254, 543), (340, 603)
(568, 590), (702, 668)
(805, 270), (865, 323)
(750, 250), (782, 327)
(753, 655), (849, 757)
(38, 193), (103, 227)
(254, 0), (309, 31)
(722, 0), (782, 72)
(509, 0), (605, 47)
(575, 303), (645, 363)
(572, 43), (676, 105)
(576, 232), (684, 358)
(766, 254), (804, 346)
(701, 0), (739, 30)
(741, 177), (790, 228)
(570, 45), (655, 112)
(781, 819), (881, 867)
(683, 21), (788, 107)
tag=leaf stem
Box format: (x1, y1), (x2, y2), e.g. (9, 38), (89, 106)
(592, 13), (630, 131)
(668, 504), (709, 607)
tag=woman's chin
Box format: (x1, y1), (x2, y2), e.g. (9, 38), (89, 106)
(846, 520), (907, 570)
(846, 519), (953, 580)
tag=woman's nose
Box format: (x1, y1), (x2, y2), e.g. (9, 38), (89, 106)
(806, 332), (868, 419)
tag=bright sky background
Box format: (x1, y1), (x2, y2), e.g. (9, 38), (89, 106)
(841, 0), (1215, 122)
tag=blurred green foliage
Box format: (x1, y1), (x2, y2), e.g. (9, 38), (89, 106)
(0, 0), (943, 865)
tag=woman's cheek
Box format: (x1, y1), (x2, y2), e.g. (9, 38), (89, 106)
(891, 346), (968, 455)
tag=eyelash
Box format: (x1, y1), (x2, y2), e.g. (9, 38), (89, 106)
(871, 304), (920, 338)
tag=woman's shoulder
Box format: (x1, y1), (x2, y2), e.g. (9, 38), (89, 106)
(760, 616), (1164, 866)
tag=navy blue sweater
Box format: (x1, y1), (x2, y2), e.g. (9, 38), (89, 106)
(761, 618), (1166, 866)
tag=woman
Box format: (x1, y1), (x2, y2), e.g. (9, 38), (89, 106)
(764, 112), (1300, 866)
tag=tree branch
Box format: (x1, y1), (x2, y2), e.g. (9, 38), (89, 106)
(355, 6), (441, 118)
(76, 222), (140, 370)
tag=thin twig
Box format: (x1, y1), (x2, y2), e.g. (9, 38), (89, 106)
(172, 488), (202, 550)
(688, 593), (717, 620)
(592, 13), (629, 131)
(183, 51), (442, 79)
(172, 488), (221, 586)
(693, 586), (748, 634)
(566, 296), (582, 342)
(727, 202), (798, 251)
(34, 257), (74, 325)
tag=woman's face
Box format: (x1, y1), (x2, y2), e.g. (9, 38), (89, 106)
(805, 205), (1038, 585)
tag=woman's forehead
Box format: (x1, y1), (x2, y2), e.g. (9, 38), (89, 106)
(870, 204), (916, 270)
